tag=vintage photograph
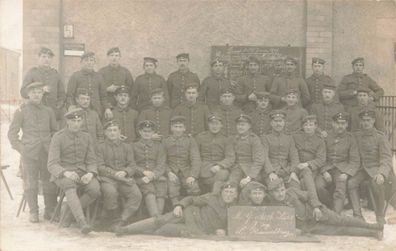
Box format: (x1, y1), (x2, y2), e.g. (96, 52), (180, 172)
(1, 0), (396, 250)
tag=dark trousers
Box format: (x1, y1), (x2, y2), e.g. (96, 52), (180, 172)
(199, 169), (229, 194)
(168, 173), (200, 204)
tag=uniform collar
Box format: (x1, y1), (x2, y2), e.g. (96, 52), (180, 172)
(65, 128), (81, 138)
(115, 105), (129, 112)
(139, 138), (153, 146)
(361, 128), (376, 136)
(106, 138), (122, 146)
(270, 130), (284, 136)
(82, 68), (95, 75)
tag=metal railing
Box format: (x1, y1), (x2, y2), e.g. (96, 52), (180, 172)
(377, 96), (396, 153)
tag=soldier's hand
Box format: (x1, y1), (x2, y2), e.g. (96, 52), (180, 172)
(81, 172), (93, 184)
(142, 176), (151, 184)
(119, 134), (127, 141)
(186, 177), (195, 186)
(313, 207), (323, 221)
(216, 229), (226, 236)
(297, 163), (309, 170)
(104, 108), (113, 120)
(64, 171), (80, 182)
(320, 131), (328, 138)
(269, 172), (279, 182)
(168, 172), (179, 183)
(151, 133), (162, 141)
(339, 173), (348, 182)
(240, 176), (251, 187)
(173, 205), (183, 218)
(248, 93), (257, 101)
(289, 172), (300, 184)
(115, 171), (127, 178)
(210, 165), (221, 173)
(143, 170), (155, 180)
(323, 172), (332, 183)
(43, 85), (50, 93)
(106, 84), (119, 93)
(374, 174), (385, 185)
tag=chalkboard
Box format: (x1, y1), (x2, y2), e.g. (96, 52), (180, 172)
(211, 45), (306, 81)
(228, 206), (297, 240)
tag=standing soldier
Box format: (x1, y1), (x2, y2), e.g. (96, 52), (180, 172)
(270, 57), (311, 108)
(173, 84), (210, 136)
(47, 108), (101, 234)
(211, 87), (242, 137)
(305, 57), (334, 108)
(234, 56), (272, 113)
(167, 53), (200, 108)
(315, 112), (360, 212)
(66, 52), (108, 119)
(338, 57), (384, 112)
(198, 58), (234, 109)
(97, 121), (142, 230)
(21, 47), (66, 122)
(130, 57), (169, 112)
(195, 113), (235, 193)
(282, 89), (308, 135)
(98, 47), (134, 110)
(133, 120), (167, 217)
(249, 91), (272, 136)
(8, 82), (58, 223)
(163, 116), (201, 206)
(348, 110), (392, 224)
(111, 85), (139, 143)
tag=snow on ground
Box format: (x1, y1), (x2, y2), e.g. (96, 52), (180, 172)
(1, 121), (396, 251)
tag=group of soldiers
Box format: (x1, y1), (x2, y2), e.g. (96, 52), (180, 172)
(7, 46), (393, 240)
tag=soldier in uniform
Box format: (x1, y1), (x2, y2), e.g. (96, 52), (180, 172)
(228, 114), (266, 187)
(348, 110), (392, 224)
(282, 88), (308, 134)
(111, 85), (139, 143)
(349, 86), (385, 132)
(167, 53), (200, 108)
(310, 83), (345, 138)
(211, 87), (242, 137)
(130, 57), (169, 111)
(163, 116), (201, 206)
(173, 84), (210, 136)
(338, 57), (384, 112)
(249, 91), (272, 136)
(305, 57), (334, 107)
(198, 58), (234, 109)
(270, 57), (311, 108)
(47, 108), (101, 234)
(195, 113), (235, 193)
(315, 112), (360, 212)
(238, 181), (268, 206)
(97, 121), (142, 229)
(133, 120), (167, 217)
(8, 82), (58, 223)
(138, 88), (172, 140)
(116, 183), (239, 237)
(67, 52), (108, 119)
(21, 47), (66, 122)
(234, 56), (272, 113)
(98, 47), (134, 110)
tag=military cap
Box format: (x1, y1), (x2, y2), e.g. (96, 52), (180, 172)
(81, 51), (95, 61)
(115, 85), (130, 95)
(221, 182), (238, 190)
(208, 112), (223, 123)
(211, 58), (226, 67)
(352, 57), (364, 65)
(285, 88), (299, 95)
(176, 53), (189, 60)
(267, 178), (284, 191)
(333, 111), (350, 122)
(255, 91), (270, 100)
(144, 57), (158, 64)
(103, 120), (119, 130)
(137, 120), (156, 130)
(245, 181), (266, 192)
(323, 82), (337, 90)
(150, 87), (165, 96)
(302, 114), (317, 124)
(284, 56), (298, 65)
(269, 110), (286, 120)
(219, 86), (235, 95)
(107, 47), (121, 56)
(356, 86), (371, 94)
(312, 57), (325, 65)
(235, 114), (252, 124)
(64, 107), (84, 120)
(25, 81), (46, 91)
(76, 88), (91, 96)
(246, 56), (260, 64)
(358, 109), (376, 119)
(184, 82), (199, 90)
(38, 47), (54, 57)
(170, 115), (186, 124)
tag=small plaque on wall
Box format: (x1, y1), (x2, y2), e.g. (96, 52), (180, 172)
(64, 43), (85, 57)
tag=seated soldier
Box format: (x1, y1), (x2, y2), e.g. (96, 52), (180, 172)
(97, 121), (142, 230)
(282, 88), (308, 135)
(238, 181), (268, 206)
(111, 85), (139, 143)
(195, 113), (235, 194)
(315, 112), (360, 213)
(211, 87), (242, 137)
(138, 88), (172, 140)
(348, 110), (392, 224)
(47, 108), (101, 234)
(228, 114), (266, 188)
(133, 120), (167, 217)
(261, 110), (300, 188)
(249, 91), (272, 136)
(163, 116), (201, 206)
(267, 179), (384, 240)
(115, 183), (239, 237)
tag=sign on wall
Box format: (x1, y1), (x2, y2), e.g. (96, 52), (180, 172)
(64, 43), (85, 57)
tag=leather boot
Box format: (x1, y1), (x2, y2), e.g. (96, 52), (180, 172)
(43, 193), (58, 220)
(333, 198), (344, 214)
(76, 217), (92, 234)
(349, 188), (365, 221)
(29, 212), (39, 223)
(145, 194), (159, 217)
(116, 217), (157, 236)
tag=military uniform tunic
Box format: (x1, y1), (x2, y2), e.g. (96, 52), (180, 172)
(305, 74), (334, 105)
(235, 73), (272, 112)
(112, 106), (139, 143)
(282, 105), (308, 135)
(138, 105), (172, 138)
(131, 73), (169, 111)
(198, 75), (233, 109)
(349, 104), (385, 133)
(249, 105), (272, 136)
(173, 102), (210, 136)
(167, 70), (200, 108)
(310, 101), (345, 133)
(211, 104), (242, 137)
